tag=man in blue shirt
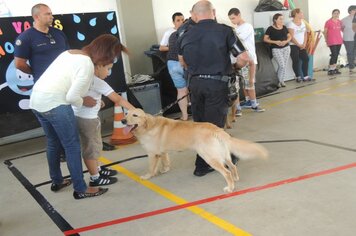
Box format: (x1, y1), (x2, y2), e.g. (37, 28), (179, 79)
(14, 3), (69, 82)
(14, 4), (70, 162)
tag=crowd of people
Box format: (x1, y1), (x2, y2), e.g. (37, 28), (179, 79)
(13, 1), (356, 199)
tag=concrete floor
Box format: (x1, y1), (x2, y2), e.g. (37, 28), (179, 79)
(1, 69), (356, 236)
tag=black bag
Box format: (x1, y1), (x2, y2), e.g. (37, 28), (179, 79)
(255, 0), (285, 12)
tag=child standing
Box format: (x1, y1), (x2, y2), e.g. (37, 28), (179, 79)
(228, 8), (265, 113)
(73, 45), (135, 186)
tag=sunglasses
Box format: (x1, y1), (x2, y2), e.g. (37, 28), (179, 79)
(46, 33), (56, 44)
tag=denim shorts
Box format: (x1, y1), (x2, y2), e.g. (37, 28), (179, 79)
(167, 60), (186, 89)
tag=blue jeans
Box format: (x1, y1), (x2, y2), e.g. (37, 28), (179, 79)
(33, 105), (87, 193)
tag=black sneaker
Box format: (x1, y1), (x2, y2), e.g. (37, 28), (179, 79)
(99, 166), (118, 177)
(193, 167), (215, 177)
(89, 176), (118, 186)
(73, 187), (108, 200)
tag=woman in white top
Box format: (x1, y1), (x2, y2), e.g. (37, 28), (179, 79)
(287, 8), (310, 82)
(30, 34), (125, 199)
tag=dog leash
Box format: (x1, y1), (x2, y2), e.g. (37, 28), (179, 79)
(154, 92), (191, 116)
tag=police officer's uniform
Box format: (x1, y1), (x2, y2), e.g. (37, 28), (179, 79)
(179, 19), (246, 174)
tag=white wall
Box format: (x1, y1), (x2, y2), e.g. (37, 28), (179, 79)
(152, 0), (259, 43)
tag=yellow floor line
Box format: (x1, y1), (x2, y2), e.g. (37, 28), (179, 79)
(99, 157), (252, 236)
(265, 79), (356, 108)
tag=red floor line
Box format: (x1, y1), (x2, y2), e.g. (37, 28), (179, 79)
(64, 162), (356, 236)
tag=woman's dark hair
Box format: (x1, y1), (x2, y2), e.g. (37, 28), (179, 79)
(332, 9), (340, 14)
(82, 34), (128, 66)
(272, 13), (283, 25)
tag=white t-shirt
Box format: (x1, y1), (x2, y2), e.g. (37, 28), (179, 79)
(287, 20), (306, 45)
(160, 28), (176, 46)
(73, 76), (114, 119)
(235, 22), (257, 64)
(29, 51), (94, 112)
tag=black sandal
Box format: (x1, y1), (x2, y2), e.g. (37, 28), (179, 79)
(51, 179), (72, 192)
(73, 187), (108, 200)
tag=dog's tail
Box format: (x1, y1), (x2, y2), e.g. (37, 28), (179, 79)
(227, 137), (268, 160)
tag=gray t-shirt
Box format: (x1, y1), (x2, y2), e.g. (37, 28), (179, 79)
(341, 15), (355, 41)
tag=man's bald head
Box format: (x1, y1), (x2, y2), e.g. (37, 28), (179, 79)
(192, 0), (215, 21)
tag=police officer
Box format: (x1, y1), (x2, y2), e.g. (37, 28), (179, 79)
(179, 0), (249, 177)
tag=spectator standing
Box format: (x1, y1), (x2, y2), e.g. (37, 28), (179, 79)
(14, 3), (69, 82)
(287, 8), (310, 82)
(14, 4), (70, 162)
(342, 5), (356, 73)
(264, 13), (292, 87)
(166, 13), (189, 121)
(228, 8), (265, 112)
(324, 9), (343, 75)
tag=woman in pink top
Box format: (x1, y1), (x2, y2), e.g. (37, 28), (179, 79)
(324, 9), (343, 75)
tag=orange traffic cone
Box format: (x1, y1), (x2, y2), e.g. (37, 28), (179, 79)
(110, 104), (136, 145)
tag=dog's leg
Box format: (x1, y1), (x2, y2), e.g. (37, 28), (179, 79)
(198, 150), (235, 193)
(159, 152), (170, 174)
(141, 153), (161, 180)
(225, 113), (232, 129)
(224, 159), (239, 182)
(209, 159), (235, 193)
(231, 101), (237, 123)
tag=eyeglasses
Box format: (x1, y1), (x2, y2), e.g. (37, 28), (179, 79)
(46, 33), (56, 45)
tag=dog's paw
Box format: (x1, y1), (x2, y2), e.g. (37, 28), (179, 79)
(232, 118), (237, 123)
(160, 166), (170, 174)
(223, 186), (234, 193)
(234, 175), (240, 182)
(140, 173), (153, 180)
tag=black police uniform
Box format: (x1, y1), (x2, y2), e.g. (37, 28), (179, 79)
(179, 19), (246, 174)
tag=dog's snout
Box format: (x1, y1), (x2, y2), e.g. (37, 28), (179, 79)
(121, 119), (127, 125)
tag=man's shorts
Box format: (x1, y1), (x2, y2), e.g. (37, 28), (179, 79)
(238, 65), (255, 90)
(76, 116), (102, 160)
(167, 60), (187, 89)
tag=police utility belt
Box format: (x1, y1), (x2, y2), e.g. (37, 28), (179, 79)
(192, 75), (231, 82)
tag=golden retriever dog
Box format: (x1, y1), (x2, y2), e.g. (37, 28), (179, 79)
(122, 108), (268, 193)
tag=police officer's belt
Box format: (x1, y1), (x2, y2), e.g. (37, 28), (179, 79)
(192, 75), (230, 82)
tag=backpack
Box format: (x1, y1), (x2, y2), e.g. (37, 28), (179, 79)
(255, 0), (285, 12)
